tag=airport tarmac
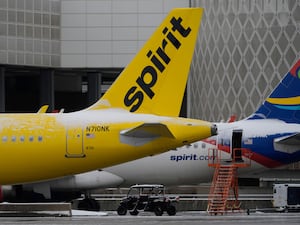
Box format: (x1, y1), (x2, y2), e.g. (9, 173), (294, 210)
(0, 211), (299, 225)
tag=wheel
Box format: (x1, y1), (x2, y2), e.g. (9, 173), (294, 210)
(166, 205), (176, 216)
(77, 198), (100, 211)
(154, 205), (163, 216)
(117, 205), (127, 215)
(129, 210), (139, 215)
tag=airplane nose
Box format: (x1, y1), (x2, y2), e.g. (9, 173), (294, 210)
(211, 124), (218, 136)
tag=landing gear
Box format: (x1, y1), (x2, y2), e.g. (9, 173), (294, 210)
(77, 197), (100, 211)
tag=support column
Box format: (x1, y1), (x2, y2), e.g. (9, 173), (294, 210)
(87, 72), (102, 106)
(0, 67), (5, 112)
(40, 69), (54, 112)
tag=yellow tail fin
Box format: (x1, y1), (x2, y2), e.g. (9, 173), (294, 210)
(87, 8), (203, 116)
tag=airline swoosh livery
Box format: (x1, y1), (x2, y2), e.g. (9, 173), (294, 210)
(0, 8), (216, 185)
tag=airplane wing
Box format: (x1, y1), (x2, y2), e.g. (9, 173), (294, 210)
(120, 123), (175, 146)
(274, 133), (300, 154)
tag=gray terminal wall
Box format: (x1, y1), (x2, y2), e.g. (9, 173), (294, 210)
(0, 0), (61, 67)
(188, 0), (300, 122)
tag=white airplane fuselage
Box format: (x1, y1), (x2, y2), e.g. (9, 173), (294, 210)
(104, 119), (300, 187)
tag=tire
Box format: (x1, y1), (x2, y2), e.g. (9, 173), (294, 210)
(77, 198), (100, 211)
(154, 205), (163, 216)
(166, 205), (176, 216)
(117, 205), (127, 215)
(129, 210), (139, 216)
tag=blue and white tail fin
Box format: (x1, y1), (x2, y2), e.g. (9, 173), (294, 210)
(248, 59), (300, 123)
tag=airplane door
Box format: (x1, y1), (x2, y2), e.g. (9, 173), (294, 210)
(231, 129), (243, 161)
(66, 128), (85, 158)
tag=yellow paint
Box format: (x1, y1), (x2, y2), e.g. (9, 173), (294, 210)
(37, 105), (49, 113)
(267, 96), (300, 105)
(0, 8), (214, 185)
(0, 113), (212, 184)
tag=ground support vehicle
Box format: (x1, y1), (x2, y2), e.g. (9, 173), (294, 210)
(117, 184), (178, 216)
(273, 183), (300, 212)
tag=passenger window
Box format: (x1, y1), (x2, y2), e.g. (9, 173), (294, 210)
(38, 136), (43, 142)
(2, 136), (7, 142)
(11, 136), (16, 142)
(29, 136), (34, 142)
(20, 136), (25, 142)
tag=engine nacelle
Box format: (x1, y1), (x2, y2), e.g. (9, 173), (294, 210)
(0, 170), (124, 202)
(32, 170), (124, 191)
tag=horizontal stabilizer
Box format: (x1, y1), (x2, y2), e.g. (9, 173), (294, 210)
(275, 133), (300, 145)
(120, 123), (174, 146)
(274, 133), (300, 154)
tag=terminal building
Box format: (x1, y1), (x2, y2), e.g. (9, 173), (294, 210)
(0, 0), (188, 113)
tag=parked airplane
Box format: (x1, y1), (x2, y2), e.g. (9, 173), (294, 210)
(2, 59), (300, 211)
(0, 8), (216, 185)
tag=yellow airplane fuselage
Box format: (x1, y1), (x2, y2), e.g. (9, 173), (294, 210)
(0, 109), (213, 185)
(0, 8), (210, 186)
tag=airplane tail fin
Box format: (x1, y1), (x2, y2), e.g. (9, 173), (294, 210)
(86, 8), (203, 116)
(247, 59), (300, 123)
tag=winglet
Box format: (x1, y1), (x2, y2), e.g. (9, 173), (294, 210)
(37, 105), (49, 113)
(86, 8), (203, 116)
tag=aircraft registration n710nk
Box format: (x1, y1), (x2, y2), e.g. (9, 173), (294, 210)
(4, 59), (300, 211)
(0, 8), (216, 185)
